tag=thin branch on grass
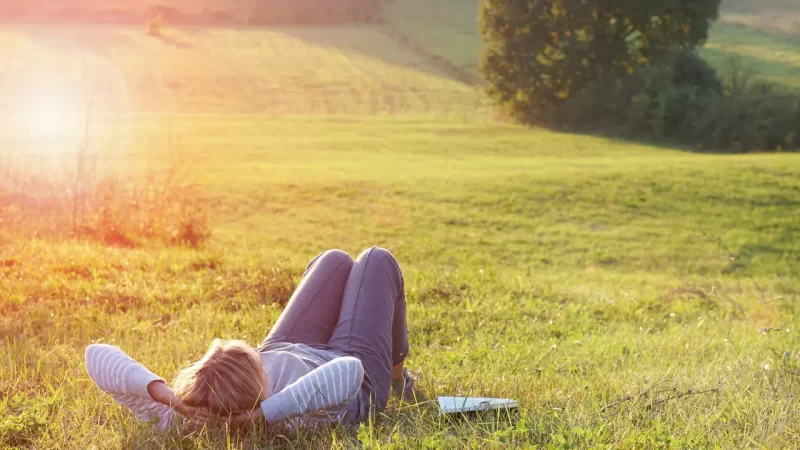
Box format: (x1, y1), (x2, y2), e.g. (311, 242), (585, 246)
(599, 394), (633, 412)
(645, 381), (725, 410)
(600, 379), (672, 413)
(760, 327), (783, 334)
(668, 286), (709, 300)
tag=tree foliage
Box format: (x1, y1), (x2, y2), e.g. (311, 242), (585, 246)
(479, 0), (722, 124)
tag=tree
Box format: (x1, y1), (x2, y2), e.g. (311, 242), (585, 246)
(479, 0), (721, 124)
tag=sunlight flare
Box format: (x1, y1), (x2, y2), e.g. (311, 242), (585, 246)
(18, 82), (87, 140)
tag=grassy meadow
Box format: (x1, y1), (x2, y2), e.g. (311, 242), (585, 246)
(2, 1), (800, 449)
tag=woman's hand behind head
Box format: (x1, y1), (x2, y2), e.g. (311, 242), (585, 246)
(174, 402), (212, 425)
(224, 407), (265, 429)
(146, 380), (213, 427)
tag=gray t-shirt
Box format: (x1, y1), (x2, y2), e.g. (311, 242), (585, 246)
(258, 342), (366, 425)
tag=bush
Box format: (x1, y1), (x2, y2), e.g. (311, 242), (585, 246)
(146, 12), (165, 36)
(556, 51), (800, 152)
(173, 207), (212, 248)
(624, 52), (725, 140)
(690, 93), (800, 152)
(0, 166), (213, 248)
(671, 48), (724, 95)
(479, 0), (722, 125)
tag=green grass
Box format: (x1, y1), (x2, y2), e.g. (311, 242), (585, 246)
(718, 0), (800, 37)
(2, 4), (800, 449)
(2, 116), (800, 449)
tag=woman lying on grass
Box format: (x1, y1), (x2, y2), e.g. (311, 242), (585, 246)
(86, 247), (420, 430)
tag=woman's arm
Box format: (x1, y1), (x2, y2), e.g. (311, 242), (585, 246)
(258, 356), (364, 425)
(85, 344), (205, 428)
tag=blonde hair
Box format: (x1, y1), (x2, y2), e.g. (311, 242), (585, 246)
(173, 339), (266, 414)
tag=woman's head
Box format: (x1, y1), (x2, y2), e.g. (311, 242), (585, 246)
(173, 339), (267, 414)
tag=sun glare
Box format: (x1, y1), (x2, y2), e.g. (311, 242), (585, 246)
(19, 84), (86, 141)
(0, 41), (134, 170)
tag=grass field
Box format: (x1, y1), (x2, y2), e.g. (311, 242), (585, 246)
(2, 1), (800, 449)
(0, 25), (488, 118)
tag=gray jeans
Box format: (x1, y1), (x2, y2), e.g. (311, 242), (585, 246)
(259, 247), (409, 422)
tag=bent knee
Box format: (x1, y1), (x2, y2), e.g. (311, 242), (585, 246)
(318, 249), (354, 266)
(360, 247), (401, 269)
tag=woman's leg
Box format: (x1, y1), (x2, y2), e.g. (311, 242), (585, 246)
(327, 247), (409, 416)
(259, 249), (354, 349)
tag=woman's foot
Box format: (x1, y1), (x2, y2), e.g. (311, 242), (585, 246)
(391, 368), (425, 403)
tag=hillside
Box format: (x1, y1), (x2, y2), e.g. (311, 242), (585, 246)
(385, 0), (800, 88)
(0, 25), (487, 120)
(1, 0), (797, 135)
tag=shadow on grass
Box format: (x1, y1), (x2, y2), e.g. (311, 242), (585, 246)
(169, 24), (481, 87)
(551, 125), (799, 156)
(273, 26), (479, 85)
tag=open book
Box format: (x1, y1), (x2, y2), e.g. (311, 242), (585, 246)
(437, 396), (519, 415)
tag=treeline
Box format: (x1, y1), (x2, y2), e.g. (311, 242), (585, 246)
(0, 0), (383, 25)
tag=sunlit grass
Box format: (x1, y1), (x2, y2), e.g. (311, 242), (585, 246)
(1, 4), (800, 448)
(699, 23), (800, 88)
(2, 116), (800, 448)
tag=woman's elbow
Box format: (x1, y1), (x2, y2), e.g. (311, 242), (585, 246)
(84, 344), (113, 378)
(341, 357), (365, 387)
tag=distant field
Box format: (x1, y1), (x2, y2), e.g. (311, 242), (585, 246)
(719, 0), (800, 36)
(386, 0), (800, 88)
(0, 25), (488, 120)
(385, 0), (481, 72)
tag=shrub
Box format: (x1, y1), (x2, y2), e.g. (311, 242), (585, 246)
(0, 166), (213, 248)
(173, 207), (212, 248)
(146, 12), (165, 36)
(690, 92), (800, 152)
(479, 0), (722, 125)
(556, 50), (800, 152)
(623, 53), (724, 140)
